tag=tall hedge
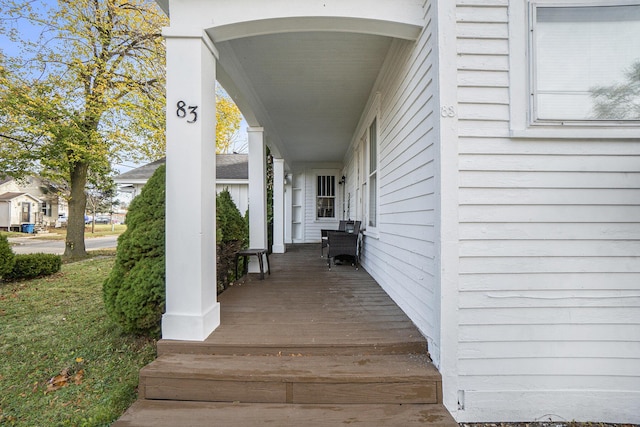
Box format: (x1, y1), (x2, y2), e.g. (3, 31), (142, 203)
(0, 234), (15, 278)
(103, 165), (165, 335)
(216, 189), (248, 292)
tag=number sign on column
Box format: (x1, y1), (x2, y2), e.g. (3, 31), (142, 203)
(176, 100), (198, 123)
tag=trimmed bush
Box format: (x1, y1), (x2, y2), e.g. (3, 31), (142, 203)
(4, 253), (61, 281)
(103, 165), (165, 336)
(216, 189), (248, 292)
(0, 234), (15, 278)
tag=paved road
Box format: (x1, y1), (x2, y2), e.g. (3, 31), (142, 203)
(9, 235), (119, 255)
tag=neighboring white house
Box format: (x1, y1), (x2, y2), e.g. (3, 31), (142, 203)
(155, 0), (640, 423)
(0, 192), (42, 232)
(0, 176), (68, 230)
(114, 154), (249, 214)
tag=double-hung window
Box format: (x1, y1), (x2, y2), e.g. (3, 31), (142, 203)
(368, 119), (378, 228)
(510, 1), (640, 137)
(316, 175), (336, 219)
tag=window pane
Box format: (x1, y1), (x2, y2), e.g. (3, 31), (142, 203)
(368, 173), (376, 227)
(369, 119), (377, 172)
(317, 175), (336, 197)
(535, 5), (640, 120)
(317, 175), (336, 218)
(317, 197), (335, 218)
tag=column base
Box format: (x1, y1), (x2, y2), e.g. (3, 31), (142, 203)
(272, 244), (285, 254)
(161, 302), (220, 341)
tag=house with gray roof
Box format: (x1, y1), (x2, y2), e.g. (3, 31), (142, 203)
(0, 176), (67, 231)
(115, 154), (248, 213)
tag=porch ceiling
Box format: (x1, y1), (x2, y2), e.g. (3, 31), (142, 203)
(213, 31), (394, 166)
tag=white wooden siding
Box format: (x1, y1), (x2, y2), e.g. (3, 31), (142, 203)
(216, 183), (248, 215)
(342, 1), (441, 364)
(302, 169), (340, 242)
(454, 0), (640, 422)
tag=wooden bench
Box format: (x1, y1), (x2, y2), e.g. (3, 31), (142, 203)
(235, 248), (270, 280)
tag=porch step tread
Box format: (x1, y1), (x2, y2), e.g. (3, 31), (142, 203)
(143, 353), (439, 382)
(112, 400), (458, 427)
(140, 354), (441, 404)
(157, 337), (427, 356)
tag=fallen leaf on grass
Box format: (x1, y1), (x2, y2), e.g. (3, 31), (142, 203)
(46, 373), (68, 392)
(72, 370), (84, 385)
(46, 367), (84, 392)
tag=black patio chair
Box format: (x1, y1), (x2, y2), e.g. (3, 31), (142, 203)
(326, 230), (359, 270)
(320, 220), (348, 257)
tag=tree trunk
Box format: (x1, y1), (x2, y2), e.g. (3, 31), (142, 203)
(64, 161), (89, 258)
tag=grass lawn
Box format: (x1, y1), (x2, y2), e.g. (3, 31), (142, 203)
(34, 224), (128, 240)
(2, 224), (127, 241)
(0, 256), (156, 426)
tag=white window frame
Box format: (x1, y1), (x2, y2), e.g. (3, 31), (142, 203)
(367, 118), (378, 230)
(354, 93), (380, 236)
(315, 172), (337, 221)
(509, 0), (640, 139)
(41, 202), (51, 217)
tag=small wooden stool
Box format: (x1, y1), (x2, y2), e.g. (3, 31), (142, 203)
(235, 248), (270, 280)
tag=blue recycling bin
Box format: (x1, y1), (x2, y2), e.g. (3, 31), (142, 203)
(21, 223), (35, 233)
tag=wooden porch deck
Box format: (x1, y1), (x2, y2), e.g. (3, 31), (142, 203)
(114, 244), (457, 426)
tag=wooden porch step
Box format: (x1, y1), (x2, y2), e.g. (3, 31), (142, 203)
(113, 400), (458, 427)
(157, 338), (427, 356)
(139, 353), (442, 405)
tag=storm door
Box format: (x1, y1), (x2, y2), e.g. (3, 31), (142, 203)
(21, 202), (30, 223)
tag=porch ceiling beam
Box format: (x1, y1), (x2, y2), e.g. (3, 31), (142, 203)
(208, 17), (423, 43)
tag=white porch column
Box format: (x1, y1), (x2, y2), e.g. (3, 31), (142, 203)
(162, 29), (219, 341)
(272, 158), (286, 253)
(248, 127), (268, 272)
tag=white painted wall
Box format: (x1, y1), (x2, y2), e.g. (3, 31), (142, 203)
(303, 168), (341, 243)
(342, 0), (441, 371)
(123, 181), (248, 215)
(167, 0), (424, 41)
(1, 195), (40, 226)
(453, 1), (640, 423)
(0, 202), (10, 228)
(216, 182), (249, 215)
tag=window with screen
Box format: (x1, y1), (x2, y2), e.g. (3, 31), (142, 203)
(532, 3), (640, 122)
(368, 118), (377, 228)
(316, 175), (336, 219)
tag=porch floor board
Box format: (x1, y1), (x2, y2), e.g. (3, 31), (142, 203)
(159, 244), (428, 356)
(115, 244), (457, 426)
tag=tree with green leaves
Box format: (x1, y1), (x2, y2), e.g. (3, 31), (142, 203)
(216, 87), (243, 153)
(0, 0), (167, 258)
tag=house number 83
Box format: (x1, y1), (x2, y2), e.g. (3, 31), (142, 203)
(176, 100), (198, 123)
(440, 106), (456, 118)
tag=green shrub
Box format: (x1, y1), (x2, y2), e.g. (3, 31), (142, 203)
(103, 165), (165, 336)
(217, 189), (247, 244)
(216, 189), (248, 292)
(4, 253), (61, 281)
(0, 234), (15, 278)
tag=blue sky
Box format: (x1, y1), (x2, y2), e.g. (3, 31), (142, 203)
(0, 0), (55, 58)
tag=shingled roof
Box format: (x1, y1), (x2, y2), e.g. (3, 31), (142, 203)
(0, 192), (41, 202)
(115, 154), (248, 182)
